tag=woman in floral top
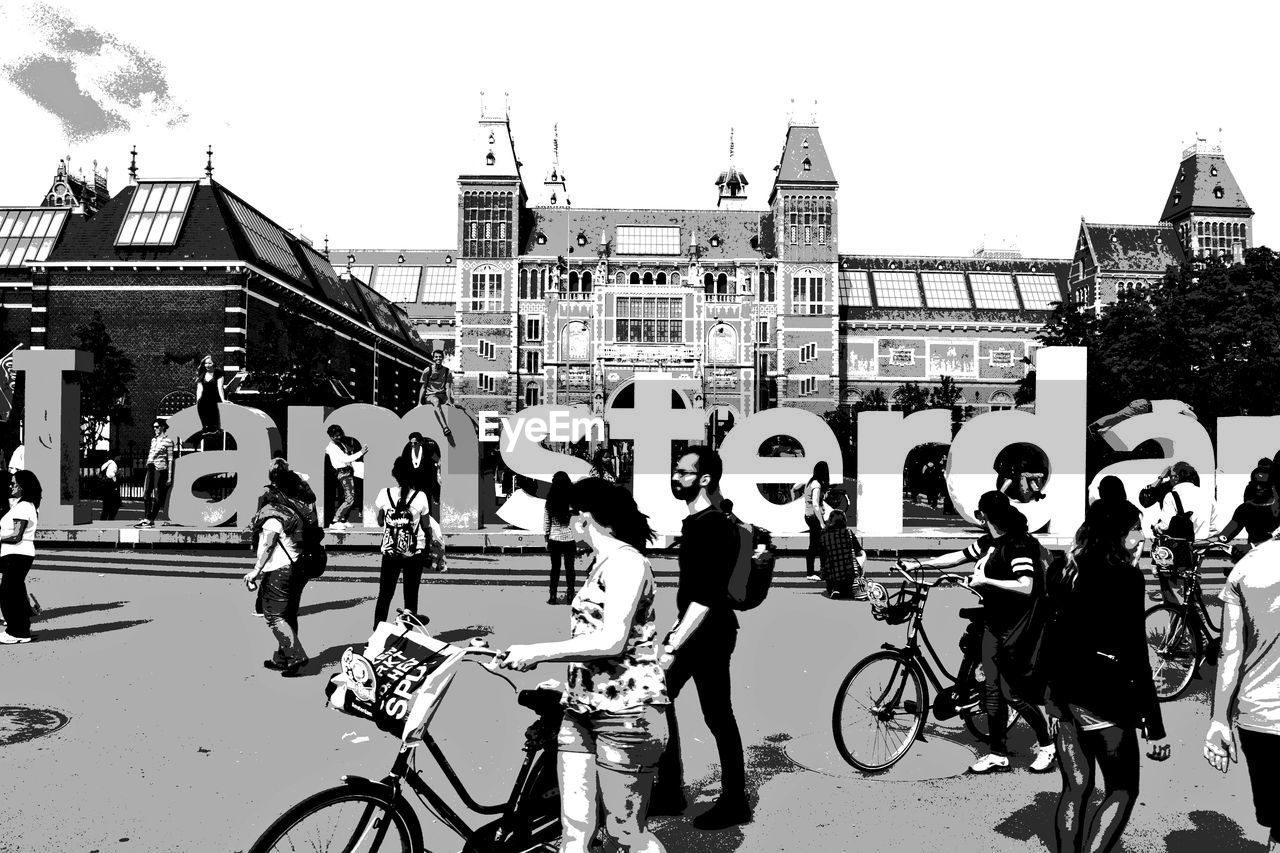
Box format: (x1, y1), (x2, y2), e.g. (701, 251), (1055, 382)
(503, 478), (669, 853)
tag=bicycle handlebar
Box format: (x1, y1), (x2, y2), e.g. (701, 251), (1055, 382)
(892, 559), (979, 595)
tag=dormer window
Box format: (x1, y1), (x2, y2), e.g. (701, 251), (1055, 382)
(1210, 165), (1219, 177)
(536, 232), (547, 245)
(802, 158), (812, 172)
(576, 232), (588, 247)
(1179, 168), (1186, 181)
(802, 137), (809, 149)
(488, 131), (496, 144)
(709, 235), (721, 248)
(1173, 192), (1181, 205)
(485, 151), (495, 166)
(1214, 185), (1225, 199)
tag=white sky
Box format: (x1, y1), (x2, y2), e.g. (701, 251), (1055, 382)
(0, 0), (1276, 259)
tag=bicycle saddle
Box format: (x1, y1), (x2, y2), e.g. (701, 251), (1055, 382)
(958, 607), (986, 621)
(518, 687), (563, 715)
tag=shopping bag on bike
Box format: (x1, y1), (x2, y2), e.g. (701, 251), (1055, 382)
(324, 620), (467, 742)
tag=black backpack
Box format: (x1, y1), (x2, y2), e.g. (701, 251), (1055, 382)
(1165, 491), (1195, 541)
(724, 513), (776, 611)
(279, 494), (327, 579)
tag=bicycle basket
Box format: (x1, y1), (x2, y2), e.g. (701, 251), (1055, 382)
(868, 580), (920, 625)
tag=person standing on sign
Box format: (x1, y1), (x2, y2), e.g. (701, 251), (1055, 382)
(325, 425), (366, 530)
(399, 432), (441, 516)
(99, 455), (121, 521)
(651, 446), (751, 830)
(194, 354), (226, 446)
(419, 350), (454, 441)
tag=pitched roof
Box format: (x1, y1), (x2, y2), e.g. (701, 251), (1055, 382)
(461, 116), (524, 183)
(770, 125), (836, 201)
(1160, 145), (1252, 221)
(520, 207), (770, 261)
(1080, 223), (1185, 274)
(36, 179), (425, 354)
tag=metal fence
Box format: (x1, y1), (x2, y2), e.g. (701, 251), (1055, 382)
(79, 447), (233, 501)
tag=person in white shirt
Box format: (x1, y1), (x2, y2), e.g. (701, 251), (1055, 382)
(1205, 538), (1280, 852)
(136, 421), (175, 528)
(325, 425), (367, 530)
(1151, 461), (1216, 601)
(0, 470), (40, 644)
(100, 456), (121, 521)
(244, 461), (311, 675)
(7, 444), (24, 473)
(371, 457), (433, 629)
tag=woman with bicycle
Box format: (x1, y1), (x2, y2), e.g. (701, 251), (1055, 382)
(501, 478), (669, 853)
(1045, 500), (1170, 853)
(919, 490), (1055, 774)
(804, 461), (829, 582)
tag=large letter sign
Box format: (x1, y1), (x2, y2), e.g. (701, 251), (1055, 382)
(167, 403), (282, 526)
(856, 408), (951, 535)
(494, 403), (595, 532)
(15, 348), (93, 525)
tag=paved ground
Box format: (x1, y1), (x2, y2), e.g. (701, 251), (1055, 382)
(0, 550), (1266, 853)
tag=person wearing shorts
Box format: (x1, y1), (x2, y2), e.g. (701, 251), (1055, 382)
(502, 478), (669, 853)
(1206, 537), (1280, 850)
(419, 350), (454, 440)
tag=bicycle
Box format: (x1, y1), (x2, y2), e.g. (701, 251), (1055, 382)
(246, 612), (579, 853)
(1144, 536), (1229, 701)
(831, 558), (1018, 772)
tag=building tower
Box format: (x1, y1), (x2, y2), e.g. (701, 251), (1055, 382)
(42, 155), (110, 216)
(1160, 135), (1253, 262)
(715, 129), (749, 210)
(543, 124), (570, 208)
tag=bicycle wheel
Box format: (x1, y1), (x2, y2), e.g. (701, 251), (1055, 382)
(1145, 604), (1202, 702)
(832, 650), (927, 772)
(956, 658), (1019, 746)
(247, 784), (421, 853)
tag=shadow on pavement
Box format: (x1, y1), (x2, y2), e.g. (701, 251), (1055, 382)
(297, 596), (374, 618)
(32, 619), (151, 643)
(653, 733), (799, 852)
(994, 790), (1056, 846)
(435, 625), (494, 643)
(35, 600), (127, 621)
(304, 644), (354, 675)
(1165, 810), (1265, 852)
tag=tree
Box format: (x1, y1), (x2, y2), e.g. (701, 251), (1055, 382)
(72, 312), (136, 453)
(1037, 247), (1280, 439)
(892, 382), (930, 415)
(857, 388), (890, 411)
(928, 375), (964, 410)
(821, 406), (857, 470)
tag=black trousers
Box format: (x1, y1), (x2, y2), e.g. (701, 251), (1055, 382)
(656, 628), (746, 805)
(981, 626), (1051, 754)
(0, 554), (35, 638)
(374, 553), (424, 627)
(101, 483), (121, 521)
(805, 515), (823, 575)
(548, 540), (576, 598)
(142, 465), (170, 523)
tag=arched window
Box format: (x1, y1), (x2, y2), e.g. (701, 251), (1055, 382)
(564, 321), (590, 361)
(518, 268), (529, 299)
(716, 273), (729, 295)
(524, 383), (540, 408)
(707, 324), (737, 363)
(791, 268), (824, 315)
(568, 271), (579, 291)
(704, 272), (714, 292)
(582, 271), (593, 291)
(615, 272), (625, 285)
(630, 271), (641, 285)
(657, 272), (667, 285)
(643, 272), (654, 285)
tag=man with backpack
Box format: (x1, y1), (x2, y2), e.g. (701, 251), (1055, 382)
(245, 460), (322, 677)
(1148, 461), (1215, 601)
(372, 458), (433, 629)
(651, 446), (752, 830)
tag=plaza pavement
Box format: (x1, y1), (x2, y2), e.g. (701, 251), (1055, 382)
(0, 550), (1265, 853)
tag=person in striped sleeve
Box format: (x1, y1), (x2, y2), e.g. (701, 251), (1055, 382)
(919, 490), (1055, 774)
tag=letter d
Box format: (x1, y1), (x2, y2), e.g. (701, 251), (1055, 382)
(947, 347), (1086, 535)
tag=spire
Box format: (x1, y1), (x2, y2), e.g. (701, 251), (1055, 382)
(769, 121), (837, 204)
(128, 145), (138, 185)
(204, 145), (214, 181)
(716, 127), (749, 209)
(543, 122), (570, 207)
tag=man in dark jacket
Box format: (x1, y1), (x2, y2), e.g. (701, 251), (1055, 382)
(651, 446), (751, 830)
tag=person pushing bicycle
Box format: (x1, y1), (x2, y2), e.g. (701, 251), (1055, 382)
(918, 490), (1056, 774)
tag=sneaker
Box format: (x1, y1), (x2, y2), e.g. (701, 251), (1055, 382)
(828, 590), (842, 599)
(280, 659), (310, 677)
(328, 522), (348, 531)
(805, 574), (822, 582)
(262, 659), (288, 671)
(0, 632), (32, 644)
(968, 753), (1011, 774)
(692, 798), (753, 831)
(132, 520), (148, 528)
(1029, 744), (1057, 773)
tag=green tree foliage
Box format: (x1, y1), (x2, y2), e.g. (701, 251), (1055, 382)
(72, 311), (136, 452)
(928, 375), (964, 409)
(892, 382), (930, 415)
(822, 405), (856, 470)
(857, 388), (890, 411)
(1037, 248), (1280, 436)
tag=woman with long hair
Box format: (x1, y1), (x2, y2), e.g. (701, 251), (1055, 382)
(544, 471), (577, 604)
(1046, 500), (1170, 853)
(372, 457), (433, 628)
(804, 461), (830, 581)
(195, 354), (227, 440)
(919, 490), (1055, 773)
(0, 470), (41, 644)
(502, 478), (669, 853)
(590, 447), (618, 483)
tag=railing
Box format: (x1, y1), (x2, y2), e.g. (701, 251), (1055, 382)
(704, 293), (739, 303)
(79, 443), (234, 502)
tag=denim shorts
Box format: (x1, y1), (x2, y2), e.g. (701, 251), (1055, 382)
(558, 704), (669, 774)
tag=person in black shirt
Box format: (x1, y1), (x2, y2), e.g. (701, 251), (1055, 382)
(1045, 500), (1170, 853)
(920, 490), (1055, 774)
(651, 446), (750, 830)
(1218, 481), (1280, 565)
(399, 432), (441, 513)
